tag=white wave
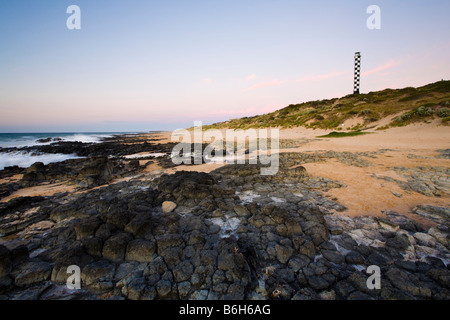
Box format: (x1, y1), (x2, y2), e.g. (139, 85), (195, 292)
(0, 151), (83, 170)
(60, 133), (113, 144)
(0, 136), (40, 148)
(0, 133), (116, 149)
(123, 152), (166, 159)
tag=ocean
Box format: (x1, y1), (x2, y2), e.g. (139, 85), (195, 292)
(0, 132), (133, 170)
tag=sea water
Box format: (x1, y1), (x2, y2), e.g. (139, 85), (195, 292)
(0, 132), (131, 170)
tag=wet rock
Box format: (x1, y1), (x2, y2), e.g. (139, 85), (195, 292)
(394, 260), (417, 273)
(123, 277), (145, 300)
(102, 232), (133, 262)
(345, 251), (365, 265)
(0, 245), (12, 278)
(412, 205), (450, 226)
(307, 275), (330, 291)
(233, 204), (250, 217)
(347, 291), (374, 300)
(21, 162), (46, 187)
(385, 233), (412, 251)
(81, 260), (116, 293)
(321, 250), (344, 264)
(156, 279), (172, 298)
(125, 239), (155, 263)
(303, 222), (328, 246)
(413, 232), (438, 247)
(177, 281), (192, 299)
(13, 261), (53, 287)
(218, 253), (236, 271)
(427, 268), (450, 288)
(275, 243), (294, 264)
(124, 213), (153, 238)
(159, 247), (183, 269)
(288, 255), (310, 272)
(335, 280), (356, 298)
(291, 287), (319, 300)
(173, 260), (194, 283)
(383, 211), (422, 232)
(378, 218), (400, 232)
(156, 234), (184, 253)
(298, 240), (316, 259)
(319, 289), (336, 300)
(74, 217), (102, 240)
(428, 226), (449, 248)
(385, 267), (431, 298)
(10, 282), (52, 300)
(95, 223), (117, 240)
(190, 289), (209, 300)
(324, 214), (355, 235)
(101, 209), (130, 230)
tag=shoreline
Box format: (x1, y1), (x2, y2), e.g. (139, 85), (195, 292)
(0, 124), (449, 300)
(1, 124), (449, 223)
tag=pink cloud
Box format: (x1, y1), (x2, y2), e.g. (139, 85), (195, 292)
(297, 70), (348, 82)
(243, 79), (281, 92)
(362, 59), (403, 76)
(246, 73), (257, 81)
(201, 78), (212, 83)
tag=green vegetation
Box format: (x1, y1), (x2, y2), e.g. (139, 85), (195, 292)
(317, 131), (370, 138)
(390, 105), (435, 127)
(437, 107), (450, 118)
(441, 116), (450, 125)
(203, 80), (450, 131)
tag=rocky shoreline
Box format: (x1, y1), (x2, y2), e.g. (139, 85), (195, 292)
(0, 134), (449, 300)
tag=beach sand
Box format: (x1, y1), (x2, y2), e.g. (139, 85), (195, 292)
(274, 122), (449, 220)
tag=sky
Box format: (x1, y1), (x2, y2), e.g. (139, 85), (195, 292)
(0, 0), (449, 132)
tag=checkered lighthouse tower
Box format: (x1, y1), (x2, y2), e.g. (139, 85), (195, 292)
(353, 52), (361, 94)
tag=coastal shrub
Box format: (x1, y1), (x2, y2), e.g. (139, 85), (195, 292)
(360, 109), (372, 116)
(394, 112), (412, 123)
(322, 117), (341, 128)
(314, 114), (325, 120)
(318, 131), (369, 138)
(437, 107), (450, 118)
(376, 125), (389, 131)
(365, 117), (379, 123)
(347, 110), (358, 115)
(422, 80), (450, 93)
(441, 116), (450, 124)
(415, 106), (434, 117)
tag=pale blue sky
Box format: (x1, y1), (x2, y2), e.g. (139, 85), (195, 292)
(0, 0), (449, 132)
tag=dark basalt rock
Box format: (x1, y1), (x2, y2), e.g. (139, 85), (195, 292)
(0, 136), (449, 300)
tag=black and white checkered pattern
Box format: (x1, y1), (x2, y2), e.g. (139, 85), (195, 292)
(353, 52), (361, 94)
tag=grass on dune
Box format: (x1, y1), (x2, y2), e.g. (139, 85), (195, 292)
(317, 131), (371, 138)
(203, 80), (450, 131)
